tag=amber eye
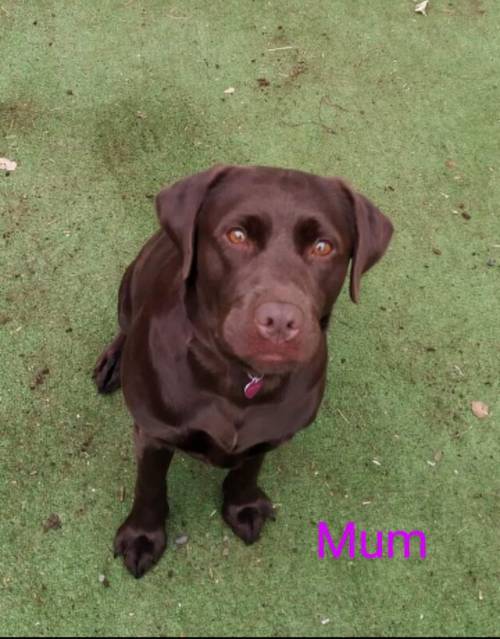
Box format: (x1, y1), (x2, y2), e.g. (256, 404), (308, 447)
(311, 239), (334, 257)
(227, 228), (247, 245)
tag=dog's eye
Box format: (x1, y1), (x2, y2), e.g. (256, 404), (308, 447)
(311, 240), (334, 257)
(227, 228), (247, 245)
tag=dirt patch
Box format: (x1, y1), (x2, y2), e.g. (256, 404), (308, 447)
(471, 0), (486, 15)
(93, 94), (205, 197)
(0, 100), (39, 135)
(288, 61), (307, 81)
(443, 1), (486, 16)
(80, 433), (94, 454)
(2, 196), (30, 241)
(30, 367), (50, 390)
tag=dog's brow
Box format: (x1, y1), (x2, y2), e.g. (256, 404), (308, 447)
(294, 215), (345, 253)
(216, 210), (271, 230)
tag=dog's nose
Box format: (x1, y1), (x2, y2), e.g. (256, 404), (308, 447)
(255, 302), (304, 343)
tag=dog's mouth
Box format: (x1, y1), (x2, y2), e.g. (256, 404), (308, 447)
(255, 351), (289, 363)
(222, 325), (321, 373)
(240, 342), (304, 375)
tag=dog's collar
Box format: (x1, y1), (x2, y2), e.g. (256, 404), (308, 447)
(244, 372), (264, 399)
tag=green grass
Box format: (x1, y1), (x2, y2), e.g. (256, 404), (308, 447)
(1, 0), (499, 635)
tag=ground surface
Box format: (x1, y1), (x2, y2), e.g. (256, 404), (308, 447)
(1, 0), (499, 636)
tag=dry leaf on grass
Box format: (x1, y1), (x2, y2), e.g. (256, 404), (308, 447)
(415, 1), (430, 16)
(0, 157), (17, 171)
(471, 401), (489, 419)
(43, 513), (62, 532)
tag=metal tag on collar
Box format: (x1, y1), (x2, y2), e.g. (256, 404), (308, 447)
(244, 373), (264, 399)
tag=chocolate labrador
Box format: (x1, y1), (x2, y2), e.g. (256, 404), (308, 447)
(93, 165), (393, 578)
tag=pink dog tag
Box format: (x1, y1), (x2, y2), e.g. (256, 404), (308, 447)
(244, 374), (264, 399)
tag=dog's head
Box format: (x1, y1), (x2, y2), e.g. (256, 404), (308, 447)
(156, 165), (393, 374)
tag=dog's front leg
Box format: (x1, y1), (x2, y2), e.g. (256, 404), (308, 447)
(222, 454), (276, 544)
(114, 424), (173, 578)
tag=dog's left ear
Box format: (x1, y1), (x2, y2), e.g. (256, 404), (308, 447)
(335, 180), (394, 303)
(155, 165), (229, 280)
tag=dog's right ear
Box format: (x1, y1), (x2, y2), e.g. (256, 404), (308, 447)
(155, 165), (229, 280)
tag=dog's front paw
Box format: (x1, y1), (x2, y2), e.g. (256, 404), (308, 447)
(114, 519), (166, 578)
(222, 489), (276, 545)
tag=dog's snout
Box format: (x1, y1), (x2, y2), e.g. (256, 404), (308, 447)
(255, 302), (303, 344)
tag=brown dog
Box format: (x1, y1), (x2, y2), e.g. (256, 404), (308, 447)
(93, 165), (393, 578)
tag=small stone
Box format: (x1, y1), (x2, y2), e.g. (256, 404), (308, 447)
(471, 401), (489, 419)
(98, 574), (110, 588)
(433, 450), (443, 463)
(175, 534), (189, 546)
(0, 157), (17, 172)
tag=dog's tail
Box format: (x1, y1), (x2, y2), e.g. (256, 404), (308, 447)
(92, 332), (126, 394)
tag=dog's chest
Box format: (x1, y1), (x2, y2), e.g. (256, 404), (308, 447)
(175, 374), (325, 468)
(123, 313), (327, 468)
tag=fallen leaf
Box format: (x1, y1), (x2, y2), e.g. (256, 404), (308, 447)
(0, 157), (17, 172)
(415, 0), (430, 15)
(433, 450), (443, 463)
(471, 401), (489, 419)
(43, 513), (62, 532)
